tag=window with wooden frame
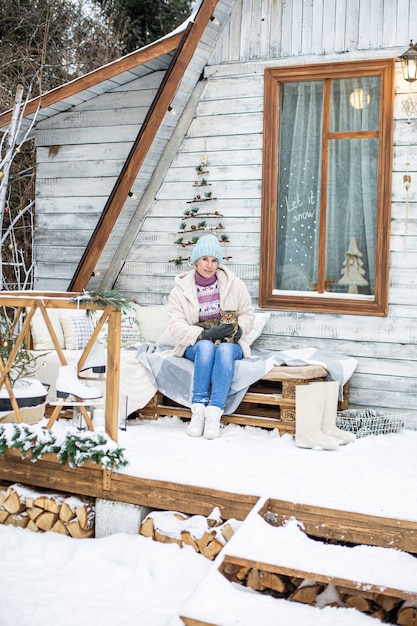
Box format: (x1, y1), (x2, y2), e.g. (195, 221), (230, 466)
(259, 59), (394, 315)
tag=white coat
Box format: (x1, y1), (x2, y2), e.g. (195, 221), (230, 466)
(168, 266), (255, 358)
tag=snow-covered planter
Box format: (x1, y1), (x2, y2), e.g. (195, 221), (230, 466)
(0, 378), (48, 424)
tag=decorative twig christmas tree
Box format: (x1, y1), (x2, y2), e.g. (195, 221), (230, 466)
(338, 237), (369, 294)
(169, 147), (231, 265)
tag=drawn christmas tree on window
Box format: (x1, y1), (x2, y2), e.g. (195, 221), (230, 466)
(169, 147), (231, 265)
(338, 237), (369, 293)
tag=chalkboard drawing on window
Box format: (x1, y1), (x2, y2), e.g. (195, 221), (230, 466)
(338, 237), (369, 294)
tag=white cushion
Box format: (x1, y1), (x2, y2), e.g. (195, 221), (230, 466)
(92, 304), (143, 347)
(156, 328), (175, 347)
(246, 312), (271, 346)
(29, 308), (65, 350)
(136, 304), (169, 343)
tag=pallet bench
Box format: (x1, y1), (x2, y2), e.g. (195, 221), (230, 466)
(139, 364), (350, 434)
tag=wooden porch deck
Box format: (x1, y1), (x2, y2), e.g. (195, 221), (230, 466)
(1, 448), (416, 555)
(1, 291), (416, 560)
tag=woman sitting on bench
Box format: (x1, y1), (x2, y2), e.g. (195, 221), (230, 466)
(167, 235), (254, 440)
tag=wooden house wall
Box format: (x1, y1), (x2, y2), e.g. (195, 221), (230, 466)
(115, 0), (417, 415)
(33, 0), (417, 416)
(33, 71), (165, 285)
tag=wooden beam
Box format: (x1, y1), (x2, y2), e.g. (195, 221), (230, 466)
(100, 78), (207, 289)
(0, 34), (183, 128)
(221, 554), (417, 601)
(69, 0), (220, 291)
(258, 498), (417, 554)
(0, 450), (258, 521)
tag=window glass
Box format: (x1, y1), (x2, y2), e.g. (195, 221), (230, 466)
(276, 81), (323, 292)
(261, 60), (393, 315)
(325, 138), (378, 296)
(330, 77), (380, 132)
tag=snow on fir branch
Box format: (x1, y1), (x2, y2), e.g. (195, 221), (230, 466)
(0, 423), (128, 469)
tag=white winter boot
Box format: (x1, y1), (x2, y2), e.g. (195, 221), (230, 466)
(56, 362), (103, 401)
(203, 405), (223, 440)
(187, 403), (206, 437)
(295, 383), (339, 450)
(317, 381), (356, 445)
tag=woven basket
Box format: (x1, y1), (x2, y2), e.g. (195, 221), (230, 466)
(0, 402), (46, 425)
(336, 408), (405, 438)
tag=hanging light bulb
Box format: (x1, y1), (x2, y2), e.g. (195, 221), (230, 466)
(349, 87), (371, 109)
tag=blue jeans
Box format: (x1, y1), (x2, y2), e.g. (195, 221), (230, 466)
(184, 340), (243, 410)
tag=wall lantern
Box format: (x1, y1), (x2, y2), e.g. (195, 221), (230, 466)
(399, 41), (417, 250)
(399, 40), (417, 83)
(349, 87), (371, 109)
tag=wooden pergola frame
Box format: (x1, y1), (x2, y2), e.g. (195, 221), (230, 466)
(0, 291), (121, 442)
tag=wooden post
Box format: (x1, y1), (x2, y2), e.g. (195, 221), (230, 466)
(105, 307), (121, 442)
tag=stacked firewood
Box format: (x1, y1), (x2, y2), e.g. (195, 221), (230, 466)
(0, 482), (95, 538)
(140, 507), (240, 560)
(220, 560), (417, 625)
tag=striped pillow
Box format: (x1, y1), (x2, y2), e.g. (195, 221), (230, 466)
(60, 315), (93, 350)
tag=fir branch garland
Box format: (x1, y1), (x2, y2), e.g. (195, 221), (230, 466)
(8, 423), (37, 457)
(0, 423), (128, 469)
(69, 289), (134, 311)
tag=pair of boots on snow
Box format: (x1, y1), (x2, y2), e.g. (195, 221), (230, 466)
(55, 342), (106, 401)
(295, 381), (355, 450)
(187, 404), (223, 440)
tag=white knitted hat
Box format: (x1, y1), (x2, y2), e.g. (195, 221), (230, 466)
(190, 235), (222, 265)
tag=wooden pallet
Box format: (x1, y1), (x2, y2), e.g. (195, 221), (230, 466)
(139, 365), (350, 434)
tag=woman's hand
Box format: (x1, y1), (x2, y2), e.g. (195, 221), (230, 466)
(201, 323), (234, 342)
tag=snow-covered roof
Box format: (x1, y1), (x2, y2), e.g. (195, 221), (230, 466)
(0, 33), (183, 138)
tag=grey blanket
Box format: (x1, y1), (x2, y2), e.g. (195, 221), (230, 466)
(136, 344), (275, 414)
(136, 344), (358, 413)
(272, 348), (358, 401)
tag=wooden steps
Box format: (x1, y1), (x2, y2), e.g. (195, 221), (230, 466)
(259, 498), (417, 554)
(180, 498), (417, 626)
(217, 552), (417, 624)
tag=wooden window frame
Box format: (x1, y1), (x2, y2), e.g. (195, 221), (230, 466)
(259, 59), (394, 316)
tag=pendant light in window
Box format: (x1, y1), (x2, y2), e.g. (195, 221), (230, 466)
(349, 87), (371, 109)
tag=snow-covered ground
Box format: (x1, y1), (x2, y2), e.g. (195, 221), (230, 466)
(1, 415), (417, 625)
(117, 414), (417, 521)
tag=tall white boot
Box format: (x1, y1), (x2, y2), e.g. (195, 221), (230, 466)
(203, 405), (223, 440)
(187, 403), (206, 437)
(56, 362), (103, 400)
(295, 384), (339, 450)
(317, 381), (356, 445)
